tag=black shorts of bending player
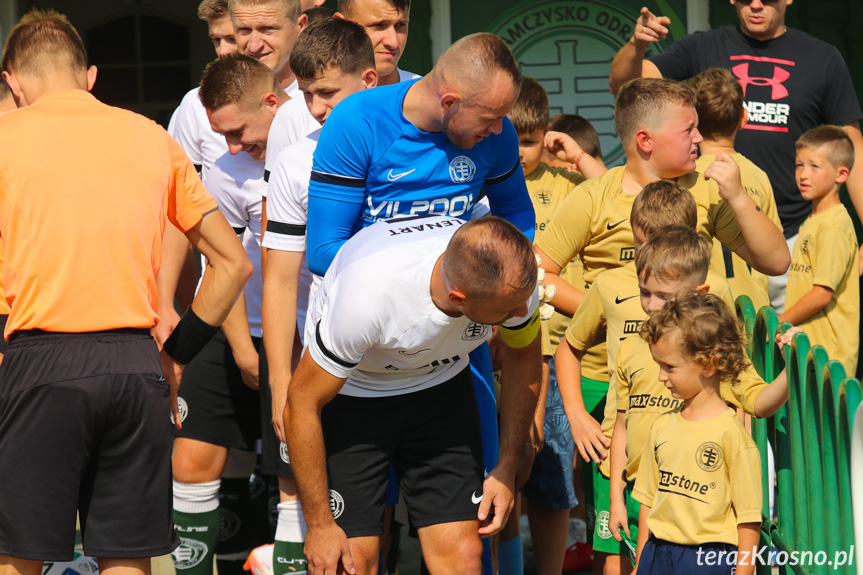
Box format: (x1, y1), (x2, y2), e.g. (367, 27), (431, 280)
(173, 330), (262, 451)
(0, 330), (177, 561)
(321, 367), (485, 538)
(258, 342), (293, 477)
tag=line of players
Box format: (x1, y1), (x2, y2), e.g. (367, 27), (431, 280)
(155, 1), (858, 574)
(1, 1), (854, 574)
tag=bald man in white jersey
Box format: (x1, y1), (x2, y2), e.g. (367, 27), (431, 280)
(287, 216), (542, 575)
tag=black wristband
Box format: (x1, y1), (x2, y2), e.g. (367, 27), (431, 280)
(162, 307), (220, 365)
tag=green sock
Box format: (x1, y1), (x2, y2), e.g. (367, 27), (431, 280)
(173, 509), (221, 575)
(172, 479), (222, 575)
(273, 541), (307, 575)
(273, 501), (308, 575)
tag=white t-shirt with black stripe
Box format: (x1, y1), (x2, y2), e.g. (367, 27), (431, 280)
(263, 95), (319, 195)
(261, 129), (321, 340)
(202, 151), (265, 338)
(305, 215), (540, 398)
(167, 87), (228, 181)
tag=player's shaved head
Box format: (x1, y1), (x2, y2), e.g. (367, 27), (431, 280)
(2, 9), (87, 78)
(199, 0), (231, 22)
(445, 217), (536, 300)
(338, 0), (410, 16)
(199, 52), (280, 111)
(430, 33), (521, 103)
(229, 0), (301, 21)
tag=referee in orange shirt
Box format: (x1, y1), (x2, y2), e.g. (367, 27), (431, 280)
(0, 10), (251, 575)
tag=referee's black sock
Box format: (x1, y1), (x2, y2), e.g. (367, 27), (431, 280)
(172, 479), (221, 575)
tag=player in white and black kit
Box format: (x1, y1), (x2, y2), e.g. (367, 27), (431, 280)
(169, 53), (312, 575)
(286, 216), (542, 575)
(262, 16), (378, 442)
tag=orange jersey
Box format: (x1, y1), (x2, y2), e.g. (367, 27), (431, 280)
(0, 91), (217, 338)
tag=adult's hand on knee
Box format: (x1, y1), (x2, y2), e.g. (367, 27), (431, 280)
(477, 468), (515, 538)
(305, 522), (356, 575)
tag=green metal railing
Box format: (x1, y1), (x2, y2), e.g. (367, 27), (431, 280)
(736, 295), (862, 575)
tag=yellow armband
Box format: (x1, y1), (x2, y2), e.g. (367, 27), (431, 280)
(498, 309), (541, 349)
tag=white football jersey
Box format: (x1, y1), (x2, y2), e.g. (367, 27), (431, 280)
(263, 96), (320, 194)
(202, 151), (265, 337)
(167, 87), (228, 181)
(305, 215), (540, 397)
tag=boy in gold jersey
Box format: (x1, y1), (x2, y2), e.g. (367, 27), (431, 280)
(535, 77), (789, 315)
(555, 181), (735, 571)
(779, 126), (859, 375)
(507, 76), (607, 575)
(633, 293), (763, 575)
(690, 68), (783, 311)
(607, 227), (796, 563)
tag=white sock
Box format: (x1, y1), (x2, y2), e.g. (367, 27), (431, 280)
(275, 500), (307, 542)
(173, 479), (221, 513)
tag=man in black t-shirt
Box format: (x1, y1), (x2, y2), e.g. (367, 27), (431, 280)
(608, 1), (863, 310)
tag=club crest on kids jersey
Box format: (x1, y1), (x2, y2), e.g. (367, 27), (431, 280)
(696, 442), (724, 472)
(329, 489), (346, 519)
(449, 156), (477, 183)
(463, 322), (490, 341)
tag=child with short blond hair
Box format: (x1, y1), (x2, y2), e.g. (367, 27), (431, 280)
(778, 126), (859, 375)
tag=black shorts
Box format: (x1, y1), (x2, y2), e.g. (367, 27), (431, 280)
(0, 330), (177, 560)
(321, 368), (484, 538)
(259, 342), (292, 477)
(173, 330), (262, 450)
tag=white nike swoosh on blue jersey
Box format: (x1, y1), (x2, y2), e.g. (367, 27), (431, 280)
(387, 169), (416, 181)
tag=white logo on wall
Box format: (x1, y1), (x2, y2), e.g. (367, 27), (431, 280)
(172, 538), (209, 569)
(171, 397), (189, 425)
(449, 156), (476, 183)
(488, 0), (677, 168)
(279, 442), (291, 464)
(329, 489), (346, 519)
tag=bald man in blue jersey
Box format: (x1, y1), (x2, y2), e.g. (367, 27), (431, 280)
(305, 32), (534, 573)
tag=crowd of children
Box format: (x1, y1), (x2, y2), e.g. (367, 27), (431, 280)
(0, 1), (860, 575)
(517, 68), (856, 574)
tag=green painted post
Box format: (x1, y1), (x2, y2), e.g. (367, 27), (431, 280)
(774, 322), (796, 546)
(752, 307), (779, 519)
(788, 333), (813, 553)
(804, 346), (830, 575)
(837, 379), (861, 574)
(820, 361), (845, 574)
